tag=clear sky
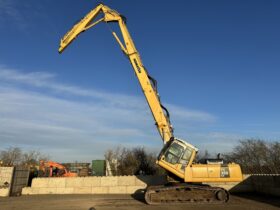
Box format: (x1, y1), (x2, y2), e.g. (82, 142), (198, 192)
(0, 0), (279, 162)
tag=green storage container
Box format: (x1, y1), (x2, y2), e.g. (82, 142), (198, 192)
(92, 160), (105, 176)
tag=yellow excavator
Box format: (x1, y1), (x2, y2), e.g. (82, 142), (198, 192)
(59, 3), (242, 204)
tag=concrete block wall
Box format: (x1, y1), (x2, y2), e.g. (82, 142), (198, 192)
(250, 175), (280, 196)
(0, 167), (14, 197)
(207, 174), (280, 196)
(22, 175), (167, 195)
(205, 174), (254, 193)
(22, 174), (280, 196)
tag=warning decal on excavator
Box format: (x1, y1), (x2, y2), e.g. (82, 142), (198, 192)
(220, 166), (230, 178)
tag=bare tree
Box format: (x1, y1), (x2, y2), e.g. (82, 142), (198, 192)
(21, 150), (49, 166)
(104, 147), (121, 175)
(104, 146), (164, 176)
(267, 142), (280, 174)
(195, 149), (211, 162)
(0, 147), (49, 167)
(223, 139), (280, 174)
(0, 147), (22, 166)
(117, 147), (139, 175)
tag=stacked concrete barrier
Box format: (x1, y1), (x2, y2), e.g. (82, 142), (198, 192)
(204, 174), (254, 193)
(206, 174), (280, 196)
(22, 174), (280, 196)
(0, 167), (14, 197)
(22, 175), (167, 195)
(250, 174), (280, 196)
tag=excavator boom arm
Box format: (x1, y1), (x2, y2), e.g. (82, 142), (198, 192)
(40, 161), (67, 171)
(59, 4), (103, 53)
(59, 4), (174, 143)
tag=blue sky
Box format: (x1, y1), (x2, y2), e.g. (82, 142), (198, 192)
(0, 0), (279, 162)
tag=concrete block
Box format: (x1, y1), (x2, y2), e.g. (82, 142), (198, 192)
(0, 189), (9, 197)
(256, 176), (274, 187)
(21, 187), (31, 195)
(126, 186), (145, 194)
(82, 177), (101, 187)
(56, 187), (74, 194)
(118, 176), (135, 186)
(66, 177), (84, 187)
(47, 178), (66, 188)
(229, 184), (253, 193)
(135, 175), (167, 186)
(109, 186), (127, 194)
(1, 173), (10, 178)
(0, 178), (11, 184)
(101, 176), (118, 187)
(135, 177), (148, 187)
(92, 186), (109, 194)
(39, 188), (57, 194)
(254, 184), (263, 193)
(22, 187), (40, 195)
(270, 188), (280, 197)
(0, 167), (13, 173)
(258, 186), (278, 195)
(273, 176), (280, 186)
(30, 188), (41, 195)
(73, 187), (92, 194)
(32, 178), (49, 188)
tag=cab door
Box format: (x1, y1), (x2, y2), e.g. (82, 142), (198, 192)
(158, 141), (192, 179)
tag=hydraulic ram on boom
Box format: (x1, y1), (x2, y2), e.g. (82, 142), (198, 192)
(59, 3), (243, 205)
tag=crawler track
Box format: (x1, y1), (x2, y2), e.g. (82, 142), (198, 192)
(144, 183), (229, 205)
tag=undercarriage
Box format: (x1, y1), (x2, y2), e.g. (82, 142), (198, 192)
(145, 183), (229, 205)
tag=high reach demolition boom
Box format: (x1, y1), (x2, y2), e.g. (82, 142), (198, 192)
(59, 4), (173, 144)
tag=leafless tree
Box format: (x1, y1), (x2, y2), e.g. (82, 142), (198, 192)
(223, 139), (280, 174)
(0, 147), (48, 167)
(105, 146), (164, 176)
(21, 150), (49, 166)
(104, 147), (121, 175)
(267, 142), (280, 174)
(0, 147), (22, 166)
(195, 149), (211, 162)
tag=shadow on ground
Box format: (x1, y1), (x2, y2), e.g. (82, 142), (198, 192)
(230, 175), (280, 208)
(130, 189), (146, 204)
(129, 175), (166, 204)
(233, 192), (280, 208)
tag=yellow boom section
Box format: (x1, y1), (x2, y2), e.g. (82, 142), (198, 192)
(59, 4), (174, 143)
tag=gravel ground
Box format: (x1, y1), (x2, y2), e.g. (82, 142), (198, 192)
(0, 193), (279, 210)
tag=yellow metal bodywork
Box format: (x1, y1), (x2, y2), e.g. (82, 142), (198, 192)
(158, 160), (242, 182)
(59, 4), (243, 183)
(185, 163), (242, 182)
(157, 139), (243, 182)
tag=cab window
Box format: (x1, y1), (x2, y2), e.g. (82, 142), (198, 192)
(164, 142), (184, 164)
(179, 147), (193, 166)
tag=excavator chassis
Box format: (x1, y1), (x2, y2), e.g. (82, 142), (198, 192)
(144, 183), (229, 205)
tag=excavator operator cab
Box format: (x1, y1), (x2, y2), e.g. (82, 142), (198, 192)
(157, 138), (198, 178)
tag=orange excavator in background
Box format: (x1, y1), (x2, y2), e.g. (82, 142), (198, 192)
(39, 160), (77, 177)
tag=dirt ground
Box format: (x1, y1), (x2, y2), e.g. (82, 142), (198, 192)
(0, 193), (279, 210)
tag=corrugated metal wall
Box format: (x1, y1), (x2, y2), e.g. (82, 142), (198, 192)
(10, 166), (30, 196)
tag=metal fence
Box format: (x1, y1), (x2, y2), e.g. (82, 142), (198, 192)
(10, 166), (30, 196)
